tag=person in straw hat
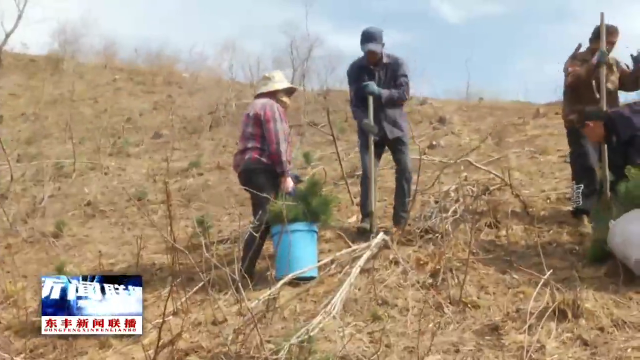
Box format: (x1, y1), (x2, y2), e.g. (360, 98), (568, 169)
(232, 70), (298, 288)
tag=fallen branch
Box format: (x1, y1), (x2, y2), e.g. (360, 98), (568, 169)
(523, 269), (552, 359)
(0, 159), (100, 168)
(243, 241), (371, 316)
(305, 119), (331, 137)
(415, 151), (530, 215)
(278, 232), (389, 357)
(419, 133), (492, 194)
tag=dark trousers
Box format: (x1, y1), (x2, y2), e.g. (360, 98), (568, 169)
(566, 126), (601, 216)
(359, 133), (412, 225)
(237, 167), (280, 281)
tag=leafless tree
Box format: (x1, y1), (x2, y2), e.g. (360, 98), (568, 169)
(464, 56), (471, 102)
(137, 45), (180, 70)
(315, 48), (345, 90)
(241, 55), (266, 87)
(277, 22), (323, 89)
(215, 39), (239, 80)
(49, 21), (88, 61)
(183, 44), (210, 76)
(98, 37), (119, 68)
(0, 0), (28, 67)
(268, 0), (326, 89)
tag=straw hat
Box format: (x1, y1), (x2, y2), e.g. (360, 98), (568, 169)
(255, 70), (298, 97)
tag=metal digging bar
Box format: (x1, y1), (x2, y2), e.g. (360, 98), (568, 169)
(364, 95), (378, 234)
(599, 12), (611, 201)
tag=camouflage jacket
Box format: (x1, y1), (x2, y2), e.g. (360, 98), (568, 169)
(562, 47), (640, 129)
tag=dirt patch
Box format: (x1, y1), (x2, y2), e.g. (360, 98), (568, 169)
(0, 52), (638, 360)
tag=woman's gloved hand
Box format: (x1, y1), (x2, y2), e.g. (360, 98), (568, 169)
(290, 173), (303, 185)
(284, 173), (304, 196)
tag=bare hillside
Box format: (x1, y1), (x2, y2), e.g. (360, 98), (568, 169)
(0, 52), (639, 360)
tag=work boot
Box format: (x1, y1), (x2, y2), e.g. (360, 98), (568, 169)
(393, 218), (408, 232)
(356, 217), (372, 234)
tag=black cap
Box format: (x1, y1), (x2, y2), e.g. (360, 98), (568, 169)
(360, 26), (384, 53)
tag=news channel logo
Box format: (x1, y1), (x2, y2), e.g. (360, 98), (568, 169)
(41, 275), (143, 335)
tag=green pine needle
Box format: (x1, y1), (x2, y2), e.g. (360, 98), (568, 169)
(587, 165), (640, 263)
(267, 175), (338, 226)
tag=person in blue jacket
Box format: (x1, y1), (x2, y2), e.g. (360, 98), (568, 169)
(346, 26), (412, 234)
(580, 102), (640, 190)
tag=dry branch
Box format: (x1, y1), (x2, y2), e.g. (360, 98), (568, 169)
(0, 0), (28, 67)
(65, 118), (77, 178)
(407, 117), (424, 216)
(416, 151), (531, 215)
(239, 240), (372, 322)
(325, 107), (354, 205)
(523, 270), (553, 360)
(0, 136), (13, 189)
(279, 232), (389, 357)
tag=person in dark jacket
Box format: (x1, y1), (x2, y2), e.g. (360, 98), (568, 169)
(346, 26), (412, 234)
(581, 103), (640, 190)
(562, 23), (640, 233)
(232, 70), (298, 288)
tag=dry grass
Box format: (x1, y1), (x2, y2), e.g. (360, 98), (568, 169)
(1, 51), (639, 360)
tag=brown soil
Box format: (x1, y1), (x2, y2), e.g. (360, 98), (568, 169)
(1, 52), (638, 360)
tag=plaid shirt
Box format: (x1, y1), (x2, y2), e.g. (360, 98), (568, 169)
(233, 97), (292, 176)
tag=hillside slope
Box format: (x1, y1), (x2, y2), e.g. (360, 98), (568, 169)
(0, 53), (639, 360)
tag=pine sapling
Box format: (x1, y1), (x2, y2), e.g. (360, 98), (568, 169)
(588, 166), (640, 262)
(267, 175), (337, 226)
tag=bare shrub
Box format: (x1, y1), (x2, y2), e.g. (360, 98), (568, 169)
(97, 37), (119, 69)
(137, 46), (181, 70)
(214, 39), (240, 80)
(274, 21), (323, 89)
(47, 21), (89, 72)
(0, 0), (28, 68)
(131, 45), (183, 86)
(314, 47), (345, 90)
(183, 45), (211, 79)
(241, 54), (268, 90)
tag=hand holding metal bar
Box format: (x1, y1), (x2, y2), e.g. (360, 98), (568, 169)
(367, 95), (377, 234)
(599, 12), (610, 200)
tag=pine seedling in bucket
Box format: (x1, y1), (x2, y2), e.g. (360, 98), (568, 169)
(588, 166), (640, 263)
(267, 175), (337, 281)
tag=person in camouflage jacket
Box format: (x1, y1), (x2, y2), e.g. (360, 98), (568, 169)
(562, 23), (640, 234)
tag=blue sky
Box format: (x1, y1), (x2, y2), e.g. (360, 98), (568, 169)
(4, 0), (640, 103)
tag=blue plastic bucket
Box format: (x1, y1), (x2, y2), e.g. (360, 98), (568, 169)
(270, 222), (319, 281)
